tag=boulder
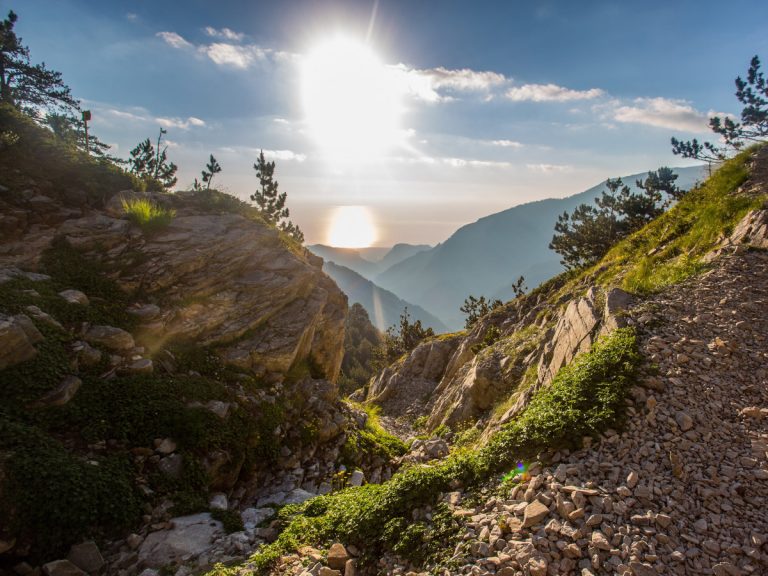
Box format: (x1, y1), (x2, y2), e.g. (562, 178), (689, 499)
(0, 313), (44, 369)
(38, 375), (82, 406)
(42, 560), (87, 576)
(137, 513), (223, 568)
(84, 325), (134, 351)
(67, 541), (104, 573)
(327, 543), (350, 570)
(58, 289), (89, 305)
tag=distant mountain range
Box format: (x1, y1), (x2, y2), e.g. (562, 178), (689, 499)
(308, 243), (431, 279)
(375, 166), (708, 330)
(322, 261), (449, 333)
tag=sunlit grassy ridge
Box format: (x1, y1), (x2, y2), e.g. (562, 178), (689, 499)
(209, 328), (640, 574)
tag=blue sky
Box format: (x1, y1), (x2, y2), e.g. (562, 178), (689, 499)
(8, 0), (768, 245)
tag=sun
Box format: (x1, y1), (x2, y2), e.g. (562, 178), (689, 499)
(327, 206), (377, 248)
(301, 36), (403, 161)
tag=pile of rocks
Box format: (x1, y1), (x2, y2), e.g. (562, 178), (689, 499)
(385, 250), (767, 576)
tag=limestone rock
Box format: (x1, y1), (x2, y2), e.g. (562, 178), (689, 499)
(84, 325), (135, 351)
(59, 289), (89, 305)
(67, 541), (104, 573)
(0, 313), (43, 369)
(137, 513), (223, 568)
(42, 560), (87, 576)
(37, 375), (82, 406)
(522, 500), (549, 528)
(327, 543), (349, 570)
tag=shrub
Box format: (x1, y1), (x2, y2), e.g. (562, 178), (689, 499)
(121, 197), (176, 232)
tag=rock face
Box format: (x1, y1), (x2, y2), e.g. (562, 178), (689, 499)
(366, 278), (635, 432)
(0, 190), (347, 384)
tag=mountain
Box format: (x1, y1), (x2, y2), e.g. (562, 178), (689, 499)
(376, 243), (431, 272)
(307, 244), (381, 278)
(308, 243), (432, 280)
(323, 261), (449, 333)
(375, 166), (708, 330)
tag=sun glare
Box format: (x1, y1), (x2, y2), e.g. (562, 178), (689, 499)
(328, 206), (377, 248)
(301, 36), (403, 161)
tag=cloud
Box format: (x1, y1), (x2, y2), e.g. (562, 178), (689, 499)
(204, 26), (245, 42)
(261, 149), (307, 162)
(199, 43), (269, 69)
(396, 155), (511, 169)
(526, 163), (573, 173)
(506, 83), (604, 102)
(126, 13), (138, 22)
(609, 97), (713, 133)
(489, 139), (523, 148)
(156, 31), (193, 50)
(392, 64), (508, 103)
(156, 116), (206, 130)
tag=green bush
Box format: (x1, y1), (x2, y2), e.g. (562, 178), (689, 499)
(121, 197), (176, 232)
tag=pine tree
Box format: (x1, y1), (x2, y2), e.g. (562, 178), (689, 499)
(195, 154), (221, 191)
(460, 295), (503, 328)
(0, 11), (78, 115)
(250, 150), (304, 242)
(44, 112), (115, 159)
(128, 128), (178, 190)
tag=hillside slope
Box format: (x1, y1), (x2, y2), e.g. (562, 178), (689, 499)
(323, 261), (448, 332)
(376, 166), (707, 330)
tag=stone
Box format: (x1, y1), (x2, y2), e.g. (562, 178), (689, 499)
(205, 400), (230, 418)
(76, 342), (102, 366)
(156, 438), (177, 455)
(344, 559), (357, 576)
(626, 471), (639, 489)
(67, 541), (104, 573)
(0, 313), (43, 369)
(712, 562), (743, 576)
(591, 531), (611, 551)
(42, 560), (87, 576)
(127, 358), (153, 374)
(209, 493), (228, 511)
(318, 569), (340, 576)
(127, 304), (161, 319)
(522, 500), (549, 528)
(38, 375), (82, 406)
(0, 538), (16, 554)
(241, 507), (275, 529)
(675, 411), (694, 432)
(629, 562), (657, 576)
(157, 454), (183, 479)
(527, 555), (548, 576)
(126, 534), (143, 550)
(138, 513), (223, 568)
(327, 543), (349, 570)
(59, 289), (89, 305)
(348, 470), (365, 487)
(84, 325), (134, 351)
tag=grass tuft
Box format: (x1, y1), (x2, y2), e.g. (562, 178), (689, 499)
(121, 197), (176, 232)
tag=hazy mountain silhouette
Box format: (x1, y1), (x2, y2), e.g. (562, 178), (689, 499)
(308, 243), (431, 279)
(323, 261), (449, 333)
(375, 166), (708, 330)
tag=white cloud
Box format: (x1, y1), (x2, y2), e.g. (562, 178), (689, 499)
(156, 31), (193, 50)
(506, 83), (604, 102)
(526, 163), (573, 173)
(489, 139), (523, 148)
(200, 43), (269, 69)
(392, 64), (508, 103)
(610, 97), (712, 133)
(126, 13), (138, 22)
(156, 116), (206, 130)
(396, 155), (511, 169)
(204, 26), (245, 42)
(257, 149), (306, 162)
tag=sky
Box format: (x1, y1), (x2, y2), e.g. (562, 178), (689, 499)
(7, 0), (768, 246)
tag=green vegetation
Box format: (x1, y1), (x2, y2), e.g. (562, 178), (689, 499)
(193, 154), (222, 191)
(550, 167), (683, 270)
(341, 403), (407, 468)
(251, 150), (304, 242)
(460, 294), (503, 328)
(128, 128), (178, 190)
(673, 54), (768, 164)
(595, 147), (760, 293)
(377, 307), (434, 366)
(209, 328), (639, 574)
(338, 303), (382, 395)
(121, 196), (177, 232)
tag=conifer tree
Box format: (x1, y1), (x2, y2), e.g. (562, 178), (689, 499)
(250, 150), (304, 242)
(128, 128), (178, 190)
(194, 154), (221, 191)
